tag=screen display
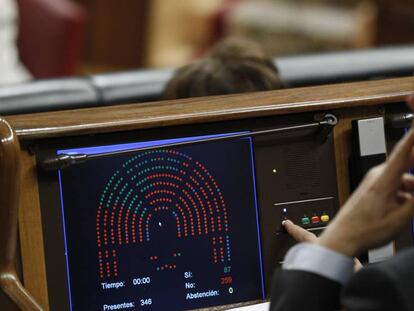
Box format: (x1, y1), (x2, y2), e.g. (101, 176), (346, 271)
(57, 133), (265, 311)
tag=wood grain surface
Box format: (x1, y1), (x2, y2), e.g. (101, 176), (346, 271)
(0, 118), (43, 310)
(18, 151), (49, 310)
(5, 77), (414, 140)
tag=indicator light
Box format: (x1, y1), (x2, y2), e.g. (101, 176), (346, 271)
(321, 214), (330, 222)
(311, 216), (320, 224)
(301, 217), (310, 225)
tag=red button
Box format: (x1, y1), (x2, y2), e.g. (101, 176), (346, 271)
(311, 216), (320, 224)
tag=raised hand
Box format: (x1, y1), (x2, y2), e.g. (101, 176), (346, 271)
(316, 95), (414, 257)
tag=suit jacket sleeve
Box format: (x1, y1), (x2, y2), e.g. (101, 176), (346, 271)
(270, 248), (414, 311)
(342, 253), (413, 311)
(269, 268), (342, 311)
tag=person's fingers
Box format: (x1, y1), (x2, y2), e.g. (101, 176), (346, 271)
(377, 94), (414, 189)
(379, 128), (414, 188)
(401, 173), (414, 192)
(282, 220), (316, 242)
(396, 191), (412, 204)
(407, 149), (414, 169)
(386, 197), (414, 233)
(353, 258), (363, 272)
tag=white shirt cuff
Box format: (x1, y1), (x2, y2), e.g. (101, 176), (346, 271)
(282, 243), (354, 285)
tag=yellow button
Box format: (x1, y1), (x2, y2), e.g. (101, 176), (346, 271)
(321, 214), (330, 222)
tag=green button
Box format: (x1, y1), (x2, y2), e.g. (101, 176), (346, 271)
(301, 217), (310, 225)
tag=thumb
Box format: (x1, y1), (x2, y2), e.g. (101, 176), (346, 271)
(387, 198), (414, 234)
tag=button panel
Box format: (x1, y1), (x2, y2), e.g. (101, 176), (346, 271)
(274, 197), (335, 232)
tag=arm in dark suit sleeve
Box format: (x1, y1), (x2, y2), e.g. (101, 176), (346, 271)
(269, 269), (342, 311)
(342, 250), (414, 311)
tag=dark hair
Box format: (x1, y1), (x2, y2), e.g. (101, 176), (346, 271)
(162, 37), (282, 99)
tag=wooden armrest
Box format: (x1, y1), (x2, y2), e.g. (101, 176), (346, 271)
(0, 118), (42, 310)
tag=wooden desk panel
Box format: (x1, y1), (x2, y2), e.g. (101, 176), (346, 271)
(333, 106), (385, 205)
(5, 77), (414, 140)
(18, 151), (49, 310)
